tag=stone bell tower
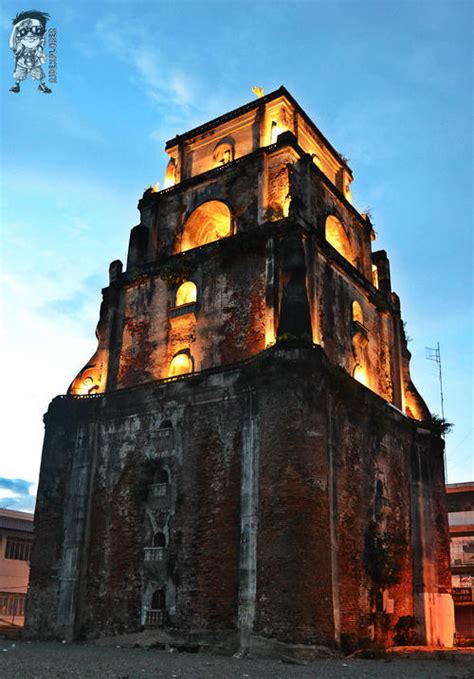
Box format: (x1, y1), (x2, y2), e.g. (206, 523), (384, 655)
(26, 87), (453, 653)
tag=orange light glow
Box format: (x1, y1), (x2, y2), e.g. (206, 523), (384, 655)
(169, 352), (193, 377)
(151, 182), (160, 193)
(212, 142), (234, 168)
(352, 301), (364, 324)
(353, 364), (367, 386)
(343, 178), (353, 204)
(179, 201), (232, 252)
(176, 281), (197, 306)
(372, 265), (379, 289)
(164, 158), (177, 189)
(73, 373), (100, 396)
(325, 215), (354, 265)
(271, 121), (287, 144)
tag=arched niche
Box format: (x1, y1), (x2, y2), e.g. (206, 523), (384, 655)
(325, 215), (354, 264)
(212, 140), (234, 168)
(175, 281), (197, 306)
(168, 350), (193, 377)
(352, 301), (364, 325)
(353, 363), (367, 386)
(164, 157), (177, 188)
(153, 532), (166, 548)
(179, 200), (232, 253)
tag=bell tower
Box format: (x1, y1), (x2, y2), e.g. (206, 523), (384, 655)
(26, 87), (453, 653)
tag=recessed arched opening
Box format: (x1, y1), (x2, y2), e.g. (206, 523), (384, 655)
(374, 479), (385, 517)
(164, 157), (177, 188)
(353, 364), (367, 386)
(179, 200), (232, 253)
(212, 140), (234, 168)
(325, 215), (354, 264)
(175, 281), (197, 307)
(372, 264), (379, 289)
(151, 587), (166, 610)
(154, 467), (169, 485)
(160, 419), (172, 429)
(153, 532), (166, 548)
(168, 351), (193, 377)
(352, 301), (364, 325)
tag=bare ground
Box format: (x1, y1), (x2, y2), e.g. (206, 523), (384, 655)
(1, 641), (474, 679)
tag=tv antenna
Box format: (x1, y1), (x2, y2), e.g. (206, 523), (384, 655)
(426, 341), (447, 480)
(425, 342), (445, 422)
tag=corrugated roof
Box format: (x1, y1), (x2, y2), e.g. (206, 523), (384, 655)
(0, 508), (34, 533)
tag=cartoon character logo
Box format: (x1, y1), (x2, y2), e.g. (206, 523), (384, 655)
(9, 10), (52, 93)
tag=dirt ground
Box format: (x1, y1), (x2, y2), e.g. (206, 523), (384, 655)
(1, 641), (474, 679)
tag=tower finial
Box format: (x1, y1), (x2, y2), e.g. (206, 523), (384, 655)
(252, 86), (264, 98)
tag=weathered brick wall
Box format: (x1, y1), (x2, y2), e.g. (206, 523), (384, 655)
(27, 347), (449, 648)
(254, 352), (334, 644)
(24, 402), (74, 638)
(143, 153), (263, 260)
(114, 238), (267, 388)
(308, 168), (372, 279)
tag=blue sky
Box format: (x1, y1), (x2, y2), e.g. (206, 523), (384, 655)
(0, 0), (472, 512)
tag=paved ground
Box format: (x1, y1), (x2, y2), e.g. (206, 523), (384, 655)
(1, 641), (474, 679)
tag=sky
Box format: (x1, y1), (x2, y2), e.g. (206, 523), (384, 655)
(0, 0), (472, 512)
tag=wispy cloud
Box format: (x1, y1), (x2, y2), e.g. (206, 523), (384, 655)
(95, 15), (196, 109)
(0, 478), (36, 512)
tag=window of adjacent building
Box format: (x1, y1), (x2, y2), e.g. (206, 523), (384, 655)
(179, 200), (232, 252)
(352, 301), (364, 325)
(168, 351), (193, 377)
(0, 592), (26, 617)
(325, 215), (354, 264)
(5, 536), (32, 561)
(449, 510), (474, 526)
(175, 281), (197, 307)
(450, 536), (474, 566)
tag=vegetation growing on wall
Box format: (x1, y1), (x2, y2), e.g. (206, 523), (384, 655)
(363, 520), (406, 587)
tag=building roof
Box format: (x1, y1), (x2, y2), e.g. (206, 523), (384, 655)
(0, 508), (34, 533)
(447, 482), (474, 494)
(165, 86), (351, 174)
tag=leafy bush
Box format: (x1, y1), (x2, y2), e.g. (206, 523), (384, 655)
(393, 615), (419, 646)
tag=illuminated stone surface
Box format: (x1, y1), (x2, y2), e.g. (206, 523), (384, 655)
(26, 87), (452, 654)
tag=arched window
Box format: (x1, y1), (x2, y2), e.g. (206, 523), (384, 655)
(153, 532), (166, 548)
(179, 201), (232, 252)
(159, 419), (172, 429)
(353, 364), (367, 386)
(151, 587), (166, 610)
(352, 301), (364, 325)
(213, 141), (234, 167)
(175, 281), (197, 307)
(168, 351), (193, 377)
(325, 215), (354, 264)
